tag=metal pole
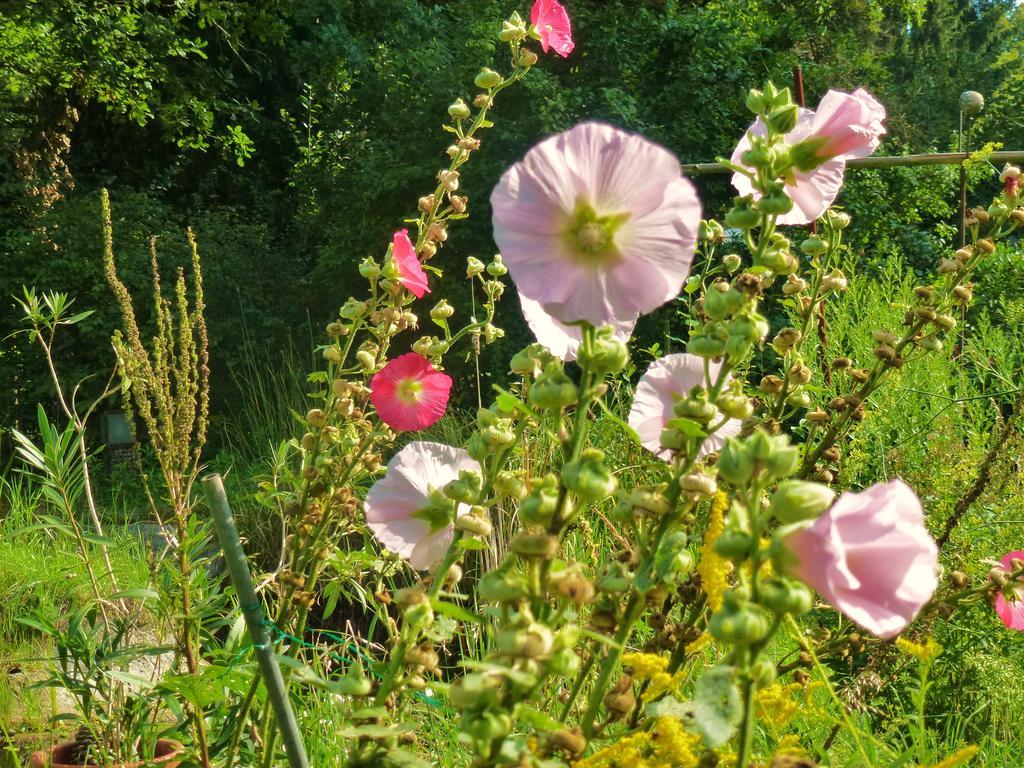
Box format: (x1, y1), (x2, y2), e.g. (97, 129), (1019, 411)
(681, 149), (1024, 176)
(202, 474), (311, 768)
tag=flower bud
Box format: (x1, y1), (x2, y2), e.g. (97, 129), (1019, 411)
(340, 298), (368, 319)
(464, 710), (513, 743)
(510, 531), (559, 560)
(788, 364), (813, 385)
(518, 49), (539, 67)
(725, 196), (762, 229)
(355, 349), (376, 371)
(721, 253), (742, 273)
(782, 274), (807, 296)
(976, 238), (996, 254)
(679, 471), (718, 498)
(530, 364), (579, 410)
(438, 169), (460, 192)
(710, 602), (772, 645)
(564, 448), (617, 500)
(769, 481), (835, 523)
(717, 438), (754, 484)
(474, 67), (503, 89)
(466, 256), (485, 277)
(704, 281), (746, 320)
(821, 268), (848, 292)
(759, 375), (785, 394)
(800, 236), (828, 256)
(430, 300), (455, 321)
(767, 104), (799, 134)
(455, 511), (492, 538)
(714, 528), (754, 560)
(448, 99), (471, 119)
(758, 185), (795, 216)
(486, 253), (508, 276)
(760, 577), (813, 615)
(577, 325), (630, 375)
(746, 88), (766, 114)
(773, 327), (803, 354)
(478, 568), (530, 604)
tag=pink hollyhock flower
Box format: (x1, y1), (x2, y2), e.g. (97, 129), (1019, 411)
(518, 292), (636, 361)
(370, 352), (452, 432)
(492, 122), (701, 330)
(531, 0), (574, 58)
(731, 88), (886, 225)
(364, 441), (480, 570)
(392, 229), (430, 298)
(627, 353), (741, 461)
(783, 479), (938, 639)
(994, 550), (1024, 631)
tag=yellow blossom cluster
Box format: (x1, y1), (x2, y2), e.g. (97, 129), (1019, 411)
(754, 681), (824, 731)
(572, 717), (701, 768)
(896, 636), (943, 664)
(622, 652), (686, 701)
(917, 745), (980, 768)
(698, 490), (731, 611)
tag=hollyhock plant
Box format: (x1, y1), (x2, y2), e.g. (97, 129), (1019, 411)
(364, 441), (480, 570)
(628, 353), (741, 460)
(518, 292), (636, 361)
(731, 88), (886, 225)
(491, 122), (701, 330)
(783, 479), (938, 639)
(994, 550), (1024, 631)
(392, 229), (430, 298)
(370, 352), (452, 432)
(530, 0), (574, 58)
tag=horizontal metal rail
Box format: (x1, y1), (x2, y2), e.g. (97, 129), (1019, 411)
(681, 150), (1024, 176)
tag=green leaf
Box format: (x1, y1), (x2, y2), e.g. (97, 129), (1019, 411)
(109, 588), (160, 601)
(693, 665), (741, 748)
(430, 597), (482, 625)
(514, 703), (561, 732)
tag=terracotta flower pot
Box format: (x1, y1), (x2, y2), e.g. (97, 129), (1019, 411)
(29, 739), (184, 768)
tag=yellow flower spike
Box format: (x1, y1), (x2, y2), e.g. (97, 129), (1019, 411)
(754, 682), (803, 730)
(684, 631), (713, 655)
(571, 731), (650, 768)
(622, 652), (669, 681)
(896, 636), (943, 664)
(917, 745), (980, 768)
(650, 717), (701, 768)
(698, 490), (731, 611)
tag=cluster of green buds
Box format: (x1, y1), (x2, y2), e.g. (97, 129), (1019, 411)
(687, 266), (770, 366)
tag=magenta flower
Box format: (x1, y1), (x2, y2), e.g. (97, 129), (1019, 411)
(731, 88), (886, 225)
(392, 229), (430, 298)
(518, 292), (636, 361)
(370, 352), (452, 432)
(491, 122), (701, 331)
(627, 353), (741, 461)
(783, 479), (938, 639)
(364, 441), (480, 570)
(994, 550), (1024, 631)
(531, 0), (574, 58)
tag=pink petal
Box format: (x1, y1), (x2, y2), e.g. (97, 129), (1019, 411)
(627, 353), (741, 461)
(518, 292), (637, 361)
(393, 229), (430, 299)
(492, 122), (700, 328)
(785, 479), (937, 639)
(370, 353), (452, 432)
(364, 442), (479, 570)
(995, 551), (1024, 631)
(531, 0), (574, 57)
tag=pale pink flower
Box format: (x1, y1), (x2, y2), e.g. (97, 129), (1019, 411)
(994, 550), (1024, 631)
(531, 0), (574, 58)
(518, 292), (636, 361)
(492, 122), (701, 329)
(392, 229), (430, 298)
(370, 353), (452, 432)
(627, 353), (741, 461)
(364, 441), (480, 570)
(783, 479), (938, 639)
(731, 88), (886, 225)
